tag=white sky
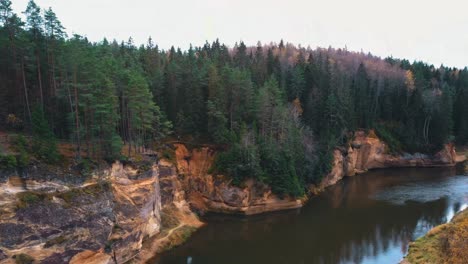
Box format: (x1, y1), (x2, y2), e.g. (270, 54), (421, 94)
(11, 0), (468, 68)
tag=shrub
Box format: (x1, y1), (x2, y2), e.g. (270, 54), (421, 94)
(14, 253), (34, 264)
(15, 152), (30, 168)
(16, 192), (47, 209)
(374, 123), (403, 154)
(31, 107), (61, 164)
(160, 146), (176, 163)
(44, 235), (67, 248)
(312, 148), (334, 182)
(12, 135), (29, 152)
(0, 154), (17, 170)
(75, 158), (96, 176)
(212, 143), (264, 186)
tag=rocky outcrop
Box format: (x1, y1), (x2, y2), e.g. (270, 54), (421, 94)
(321, 131), (466, 189)
(174, 144), (303, 215)
(172, 137), (465, 214)
(0, 161), (163, 264)
(132, 159), (202, 263)
(0, 133), (465, 263)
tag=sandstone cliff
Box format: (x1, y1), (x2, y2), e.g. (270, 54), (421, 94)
(171, 136), (465, 215)
(173, 144), (302, 215)
(0, 133), (465, 263)
(320, 131), (466, 189)
(0, 157), (203, 264)
(0, 162), (154, 263)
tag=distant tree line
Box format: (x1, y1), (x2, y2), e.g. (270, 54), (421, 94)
(1, 0), (468, 196)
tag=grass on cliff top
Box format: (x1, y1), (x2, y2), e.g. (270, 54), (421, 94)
(405, 209), (468, 264)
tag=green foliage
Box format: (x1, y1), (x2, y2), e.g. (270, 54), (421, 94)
(0, 154), (17, 170)
(207, 100), (229, 144)
(213, 79), (309, 197)
(75, 157), (96, 176)
(57, 189), (80, 204)
(15, 152), (29, 168)
(213, 142), (264, 185)
(374, 123), (403, 154)
(16, 192), (47, 208)
(287, 66), (306, 100)
(0, 1), (465, 196)
(259, 140), (304, 197)
(13, 135), (28, 150)
(31, 107), (60, 163)
(14, 253), (34, 264)
(44, 235), (66, 248)
(158, 145), (176, 163)
(313, 149), (334, 183)
(12, 135), (30, 168)
(56, 184), (109, 205)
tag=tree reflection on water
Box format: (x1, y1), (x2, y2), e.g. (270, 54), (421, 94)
(154, 167), (468, 264)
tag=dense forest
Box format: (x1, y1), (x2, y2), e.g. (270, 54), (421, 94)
(1, 0), (468, 196)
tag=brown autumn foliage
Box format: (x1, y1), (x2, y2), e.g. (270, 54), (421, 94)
(443, 211), (468, 264)
(405, 209), (468, 264)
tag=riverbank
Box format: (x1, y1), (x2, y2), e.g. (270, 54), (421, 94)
(0, 131), (466, 263)
(153, 167), (468, 264)
(403, 208), (468, 264)
(173, 130), (466, 216)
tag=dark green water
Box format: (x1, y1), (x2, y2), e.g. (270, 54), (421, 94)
(153, 167), (468, 264)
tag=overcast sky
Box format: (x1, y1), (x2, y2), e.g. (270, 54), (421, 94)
(11, 0), (468, 68)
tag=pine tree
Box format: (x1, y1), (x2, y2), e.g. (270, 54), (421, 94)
(354, 63), (371, 128)
(0, 0), (12, 25)
(23, 0), (45, 110)
(288, 66), (305, 100)
(44, 7), (65, 97)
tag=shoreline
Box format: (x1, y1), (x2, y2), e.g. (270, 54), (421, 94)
(141, 158), (466, 263)
(0, 141), (465, 264)
(402, 208), (468, 264)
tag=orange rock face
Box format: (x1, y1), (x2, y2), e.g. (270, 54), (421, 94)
(0, 161), (164, 264)
(322, 131), (465, 189)
(174, 144), (302, 215)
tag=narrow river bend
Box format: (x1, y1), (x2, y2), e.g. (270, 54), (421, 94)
(153, 166), (468, 264)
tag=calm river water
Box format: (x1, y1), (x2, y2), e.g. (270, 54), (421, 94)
(153, 166), (468, 264)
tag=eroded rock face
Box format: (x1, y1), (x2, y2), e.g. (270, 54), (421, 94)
(174, 144), (302, 215)
(130, 159), (203, 264)
(322, 131), (465, 189)
(0, 134), (464, 263)
(0, 161), (162, 264)
(107, 162), (162, 263)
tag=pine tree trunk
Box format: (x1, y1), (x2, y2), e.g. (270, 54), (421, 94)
(36, 52), (44, 111)
(84, 103), (90, 158)
(65, 73), (76, 145)
(127, 104), (132, 157)
(11, 37), (21, 116)
(21, 58), (31, 123)
(73, 70), (82, 159)
(90, 105), (95, 159)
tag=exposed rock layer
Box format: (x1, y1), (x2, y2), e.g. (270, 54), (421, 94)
(0, 162), (163, 264)
(174, 144), (302, 215)
(0, 132), (465, 263)
(320, 131), (465, 189)
(173, 134), (465, 215)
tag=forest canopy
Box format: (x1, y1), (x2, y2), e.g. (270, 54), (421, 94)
(1, 0), (468, 196)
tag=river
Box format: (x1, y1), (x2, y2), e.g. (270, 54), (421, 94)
(153, 166), (468, 264)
